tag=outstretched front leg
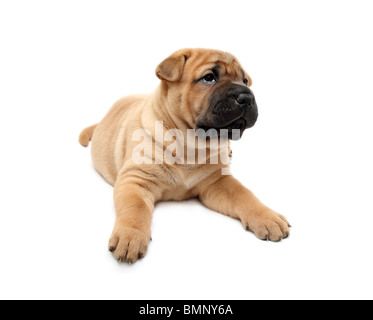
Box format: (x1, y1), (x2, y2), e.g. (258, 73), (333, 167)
(199, 175), (291, 241)
(108, 170), (156, 263)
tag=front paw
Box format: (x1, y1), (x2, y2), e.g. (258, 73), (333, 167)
(241, 209), (291, 241)
(108, 225), (151, 264)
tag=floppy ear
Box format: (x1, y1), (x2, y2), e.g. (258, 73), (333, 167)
(243, 69), (253, 87)
(246, 74), (253, 87)
(156, 50), (190, 82)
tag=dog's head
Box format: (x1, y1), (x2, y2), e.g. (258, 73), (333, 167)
(156, 48), (258, 140)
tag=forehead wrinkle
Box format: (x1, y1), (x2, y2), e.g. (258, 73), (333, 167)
(193, 63), (219, 78)
(193, 61), (243, 82)
(190, 51), (242, 79)
(211, 53), (240, 76)
(215, 61), (243, 80)
(230, 62), (245, 79)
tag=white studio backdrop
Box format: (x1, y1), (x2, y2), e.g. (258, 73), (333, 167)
(0, 0), (372, 300)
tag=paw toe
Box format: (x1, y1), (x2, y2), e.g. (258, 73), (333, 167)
(243, 211), (291, 242)
(108, 227), (150, 264)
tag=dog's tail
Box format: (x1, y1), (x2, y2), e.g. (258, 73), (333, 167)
(79, 124), (98, 147)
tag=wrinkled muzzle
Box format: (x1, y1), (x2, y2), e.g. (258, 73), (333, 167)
(196, 84), (258, 140)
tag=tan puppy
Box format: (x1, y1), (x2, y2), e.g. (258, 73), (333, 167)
(79, 48), (291, 263)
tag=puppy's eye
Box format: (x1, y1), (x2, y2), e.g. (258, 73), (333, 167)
(201, 74), (217, 84)
(243, 78), (248, 85)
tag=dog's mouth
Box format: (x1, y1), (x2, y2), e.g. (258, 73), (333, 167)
(196, 118), (247, 140)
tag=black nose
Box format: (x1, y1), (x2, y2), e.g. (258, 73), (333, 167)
(235, 93), (252, 108)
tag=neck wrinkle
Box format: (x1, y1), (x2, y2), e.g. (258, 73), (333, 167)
(155, 83), (196, 133)
(146, 83), (230, 167)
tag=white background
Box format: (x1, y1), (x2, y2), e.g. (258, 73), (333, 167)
(1, 0), (372, 300)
